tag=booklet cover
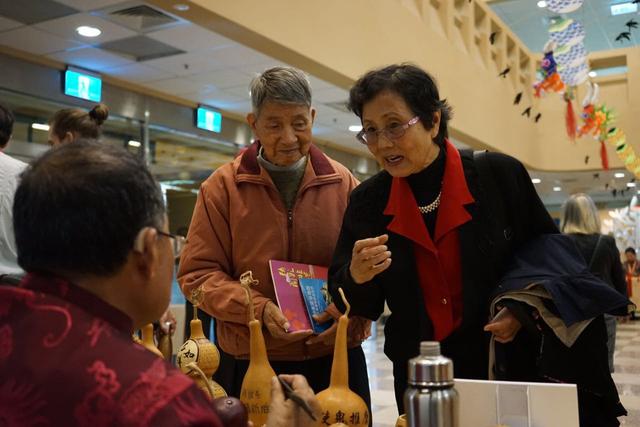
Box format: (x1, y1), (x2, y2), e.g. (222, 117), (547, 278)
(269, 260), (329, 332)
(299, 278), (333, 334)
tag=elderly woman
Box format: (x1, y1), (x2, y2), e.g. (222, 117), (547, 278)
(329, 64), (558, 410)
(561, 193), (627, 372)
(179, 67), (371, 407)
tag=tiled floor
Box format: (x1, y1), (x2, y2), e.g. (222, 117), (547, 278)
(363, 320), (640, 427)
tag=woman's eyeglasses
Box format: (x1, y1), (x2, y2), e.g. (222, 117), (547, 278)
(156, 230), (187, 257)
(356, 116), (420, 145)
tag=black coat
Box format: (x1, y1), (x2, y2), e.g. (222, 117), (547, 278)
(491, 234), (629, 426)
(329, 150), (558, 409)
(568, 233), (627, 297)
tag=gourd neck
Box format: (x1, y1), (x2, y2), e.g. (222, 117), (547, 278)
(249, 320), (269, 366)
(329, 316), (349, 388)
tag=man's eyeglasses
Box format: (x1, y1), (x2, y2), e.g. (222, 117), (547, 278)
(157, 230), (187, 257)
(356, 116), (421, 145)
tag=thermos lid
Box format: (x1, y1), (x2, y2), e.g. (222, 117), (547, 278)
(407, 341), (454, 387)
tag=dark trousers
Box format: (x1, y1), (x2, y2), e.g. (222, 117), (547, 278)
(214, 345), (372, 424)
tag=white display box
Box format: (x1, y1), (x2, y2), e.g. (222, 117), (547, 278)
(455, 379), (579, 427)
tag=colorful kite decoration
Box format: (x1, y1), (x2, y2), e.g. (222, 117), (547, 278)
(577, 83), (615, 169)
(549, 19), (586, 48)
(533, 41), (565, 97)
(525, 0), (636, 173)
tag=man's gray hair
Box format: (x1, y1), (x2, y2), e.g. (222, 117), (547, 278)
(250, 66), (312, 115)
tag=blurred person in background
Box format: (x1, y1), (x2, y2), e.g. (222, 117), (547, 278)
(560, 193), (627, 372)
(0, 103), (26, 282)
(624, 247), (640, 319)
(47, 103), (109, 146)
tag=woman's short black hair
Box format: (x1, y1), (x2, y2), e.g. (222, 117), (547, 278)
(348, 63), (452, 146)
(626, 247), (636, 255)
(13, 140), (165, 277)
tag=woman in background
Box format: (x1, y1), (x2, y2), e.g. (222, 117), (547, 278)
(561, 193), (627, 372)
(48, 103), (109, 146)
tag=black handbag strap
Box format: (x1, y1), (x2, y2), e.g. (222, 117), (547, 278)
(588, 234), (604, 270)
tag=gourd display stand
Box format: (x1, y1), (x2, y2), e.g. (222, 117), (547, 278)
(177, 287), (226, 399)
(141, 323), (163, 358)
(239, 271), (276, 427)
(317, 288), (369, 427)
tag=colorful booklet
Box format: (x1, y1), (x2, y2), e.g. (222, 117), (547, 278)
(299, 278), (333, 334)
(268, 260), (331, 333)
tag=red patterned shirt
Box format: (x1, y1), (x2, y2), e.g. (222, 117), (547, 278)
(0, 273), (222, 427)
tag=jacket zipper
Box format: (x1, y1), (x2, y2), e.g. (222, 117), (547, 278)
(287, 208), (294, 259)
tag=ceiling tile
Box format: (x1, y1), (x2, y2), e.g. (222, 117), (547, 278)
(0, 26), (85, 55)
(34, 13), (137, 45)
(204, 44), (275, 68)
(102, 62), (173, 82)
(141, 77), (205, 95)
(146, 23), (234, 52)
(0, 16), (23, 32)
(183, 86), (245, 105)
(0, 0), (78, 25)
(48, 46), (133, 71)
(142, 51), (226, 75)
(53, 0), (131, 12)
(190, 68), (254, 89)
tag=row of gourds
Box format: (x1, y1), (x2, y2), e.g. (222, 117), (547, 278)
(136, 270), (368, 427)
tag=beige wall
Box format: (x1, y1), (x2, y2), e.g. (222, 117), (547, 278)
(149, 0), (639, 172)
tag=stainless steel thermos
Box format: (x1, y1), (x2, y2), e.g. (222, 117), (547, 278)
(404, 341), (459, 427)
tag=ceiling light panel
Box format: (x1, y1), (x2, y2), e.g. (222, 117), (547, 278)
(98, 35), (185, 62)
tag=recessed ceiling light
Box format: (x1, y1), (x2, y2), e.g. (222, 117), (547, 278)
(615, 172), (626, 178)
(31, 123), (50, 131)
(348, 125), (362, 132)
(628, 182), (636, 188)
(76, 26), (102, 38)
(173, 4), (190, 11)
(128, 140), (142, 147)
(537, 1), (547, 7)
(553, 186), (562, 192)
(588, 71), (597, 78)
(532, 178), (542, 184)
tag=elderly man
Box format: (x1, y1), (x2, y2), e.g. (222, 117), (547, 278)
(0, 103), (26, 280)
(179, 66), (371, 409)
(1, 141), (320, 426)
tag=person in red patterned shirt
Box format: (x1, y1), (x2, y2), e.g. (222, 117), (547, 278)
(0, 140), (320, 427)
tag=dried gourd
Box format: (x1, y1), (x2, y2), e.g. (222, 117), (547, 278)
(239, 271), (276, 427)
(316, 289), (369, 427)
(177, 287), (226, 399)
